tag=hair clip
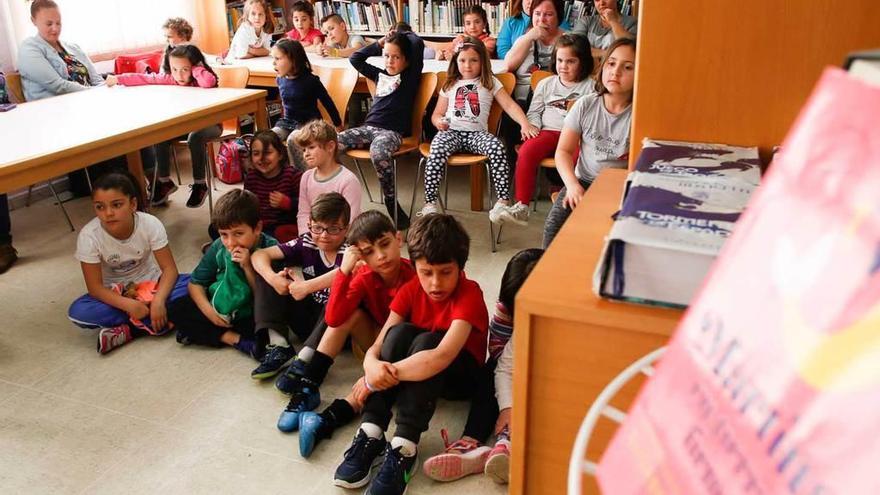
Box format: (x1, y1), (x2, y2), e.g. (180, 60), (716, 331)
(453, 41), (477, 53)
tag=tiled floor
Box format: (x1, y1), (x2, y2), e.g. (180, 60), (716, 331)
(0, 156), (552, 494)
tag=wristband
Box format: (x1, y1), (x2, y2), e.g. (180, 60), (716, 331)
(363, 376), (375, 392)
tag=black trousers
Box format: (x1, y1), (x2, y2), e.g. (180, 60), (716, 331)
(168, 294), (257, 347)
(361, 323), (482, 443)
(253, 274), (326, 344)
(462, 357), (499, 442)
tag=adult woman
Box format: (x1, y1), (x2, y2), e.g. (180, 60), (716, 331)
(17, 0), (104, 101)
(497, 0), (570, 59)
(503, 0), (567, 104)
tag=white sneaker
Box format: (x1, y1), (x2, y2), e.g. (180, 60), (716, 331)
(418, 203), (443, 217)
(499, 202), (529, 226)
(488, 202), (507, 225)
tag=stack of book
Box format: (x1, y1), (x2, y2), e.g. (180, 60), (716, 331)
(403, 0), (509, 36)
(314, 0), (399, 34)
(592, 138), (762, 308)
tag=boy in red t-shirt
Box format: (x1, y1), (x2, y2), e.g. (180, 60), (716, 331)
(332, 214), (489, 495)
(275, 211), (415, 449)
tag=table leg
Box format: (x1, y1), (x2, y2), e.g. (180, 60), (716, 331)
(126, 150), (148, 211)
(470, 164), (484, 211)
(255, 96), (269, 131)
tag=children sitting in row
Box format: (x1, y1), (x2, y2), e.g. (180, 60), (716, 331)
(318, 14), (366, 58)
(245, 130), (301, 243)
(227, 0), (273, 62)
(68, 172), (188, 354)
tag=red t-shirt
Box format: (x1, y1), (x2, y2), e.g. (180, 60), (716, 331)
(325, 259), (416, 328)
(286, 28), (324, 45)
(389, 272), (489, 364)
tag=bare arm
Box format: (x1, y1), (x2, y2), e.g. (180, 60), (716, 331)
(149, 246), (179, 331)
(504, 29), (539, 72)
(497, 89), (539, 139)
(431, 94), (450, 130)
(555, 127), (587, 208)
(80, 262), (143, 316)
(392, 319), (472, 381)
(188, 282), (232, 327)
(251, 245), (286, 281)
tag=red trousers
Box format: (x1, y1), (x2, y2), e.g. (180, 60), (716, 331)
(515, 130), (577, 205)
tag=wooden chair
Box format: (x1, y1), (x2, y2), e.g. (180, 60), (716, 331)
(344, 72), (438, 229)
(5, 72), (25, 104)
(169, 66), (249, 216)
(409, 72), (516, 252)
(529, 70), (556, 212)
(313, 65), (359, 126)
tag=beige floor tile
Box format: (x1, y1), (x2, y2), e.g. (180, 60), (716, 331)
(0, 379), (24, 404)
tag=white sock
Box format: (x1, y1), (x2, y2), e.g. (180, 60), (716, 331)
(298, 346), (315, 363)
(267, 329), (287, 347)
(360, 422), (384, 439)
(391, 436), (417, 457)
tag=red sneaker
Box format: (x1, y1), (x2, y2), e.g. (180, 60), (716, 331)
(484, 440), (510, 484)
(422, 429), (490, 482)
(97, 324), (133, 354)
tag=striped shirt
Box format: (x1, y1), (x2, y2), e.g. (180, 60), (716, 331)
(244, 166), (303, 230)
(277, 232), (347, 304)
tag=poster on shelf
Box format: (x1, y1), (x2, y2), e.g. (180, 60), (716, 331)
(596, 67), (880, 494)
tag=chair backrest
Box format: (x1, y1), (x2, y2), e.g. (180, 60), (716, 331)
(313, 65), (359, 125)
(489, 72), (516, 134)
(567, 347), (666, 494)
(409, 72), (438, 141)
(5, 72), (25, 103)
(214, 66), (250, 134)
(530, 69), (553, 91)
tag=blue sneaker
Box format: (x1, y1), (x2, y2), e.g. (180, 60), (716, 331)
(298, 411), (331, 458)
(333, 429), (387, 489)
(276, 386), (320, 432)
(366, 444), (419, 495)
(251, 345), (296, 380)
(275, 358), (308, 395)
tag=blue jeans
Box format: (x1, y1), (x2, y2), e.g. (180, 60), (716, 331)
(68, 274), (190, 329)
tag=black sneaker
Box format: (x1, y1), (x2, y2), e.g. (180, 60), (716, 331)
(366, 444), (419, 495)
(333, 429), (388, 489)
(150, 179), (178, 206)
(251, 345), (296, 380)
(186, 183), (209, 208)
(275, 357), (307, 395)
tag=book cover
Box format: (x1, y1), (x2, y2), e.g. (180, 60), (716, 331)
(634, 138), (762, 187)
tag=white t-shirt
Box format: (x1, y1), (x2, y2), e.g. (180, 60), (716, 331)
(439, 76), (503, 132)
(227, 23), (272, 61)
(563, 92), (633, 181)
(527, 75), (595, 131)
(75, 212), (169, 287)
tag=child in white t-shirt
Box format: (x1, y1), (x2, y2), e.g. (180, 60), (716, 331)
(68, 172), (189, 354)
(226, 0), (273, 62)
(419, 36), (538, 226)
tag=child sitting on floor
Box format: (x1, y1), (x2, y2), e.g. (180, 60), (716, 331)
(332, 214), (488, 495)
(245, 130), (303, 243)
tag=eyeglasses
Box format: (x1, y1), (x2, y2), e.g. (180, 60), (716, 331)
(308, 223), (345, 236)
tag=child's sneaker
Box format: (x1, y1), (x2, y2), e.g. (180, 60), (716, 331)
(298, 411), (332, 458)
(499, 201), (530, 226)
(483, 440), (510, 484)
(276, 385), (320, 432)
(367, 444), (419, 495)
(185, 183), (209, 208)
(232, 338), (259, 359)
(97, 324), (134, 354)
(275, 358), (307, 394)
(417, 202), (442, 217)
(251, 345), (296, 380)
(334, 429), (388, 488)
(422, 430), (490, 482)
(488, 202), (507, 225)
(150, 179), (178, 206)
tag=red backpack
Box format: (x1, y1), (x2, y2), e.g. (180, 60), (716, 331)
(114, 50), (164, 74)
(214, 135), (251, 184)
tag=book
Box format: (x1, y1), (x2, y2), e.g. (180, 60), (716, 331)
(633, 138), (762, 187)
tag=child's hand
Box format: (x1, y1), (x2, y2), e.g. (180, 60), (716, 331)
(435, 116), (450, 131)
(563, 182), (586, 209)
(365, 360), (398, 390)
(436, 49), (447, 61)
(340, 245), (362, 275)
(520, 124), (540, 141)
(268, 191), (290, 209)
(150, 300), (168, 331)
(230, 246), (251, 268)
(351, 376), (371, 406)
(207, 306), (233, 328)
(599, 7), (621, 25)
(495, 407), (512, 435)
(105, 74), (119, 87)
(335, 125), (345, 133)
(287, 272), (310, 301)
(269, 270), (291, 295)
(126, 300), (150, 320)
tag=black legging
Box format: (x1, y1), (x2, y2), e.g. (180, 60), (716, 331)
(0, 194), (11, 245)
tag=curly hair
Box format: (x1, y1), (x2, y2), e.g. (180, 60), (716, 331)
(162, 17), (194, 42)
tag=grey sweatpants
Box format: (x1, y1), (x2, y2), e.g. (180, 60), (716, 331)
(542, 177), (592, 249)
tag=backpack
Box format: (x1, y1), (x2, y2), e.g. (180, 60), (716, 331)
(214, 134), (251, 184)
(114, 50), (164, 74)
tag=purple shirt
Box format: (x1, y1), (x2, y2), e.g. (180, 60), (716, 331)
(277, 232), (347, 303)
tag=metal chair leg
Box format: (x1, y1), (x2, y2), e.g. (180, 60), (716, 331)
(353, 158), (376, 204)
(392, 159), (399, 230)
(486, 162), (500, 252)
(85, 167), (93, 193)
(171, 145), (183, 185)
(532, 166), (541, 212)
(408, 157), (424, 221)
(47, 180), (75, 232)
(26, 185), (34, 207)
(206, 146), (215, 217)
(150, 158), (160, 205)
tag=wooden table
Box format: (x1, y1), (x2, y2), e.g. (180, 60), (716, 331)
(510, 169), (684, 495)
(0, 85), (268, 199)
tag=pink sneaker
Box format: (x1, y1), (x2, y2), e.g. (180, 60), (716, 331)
(422, 429), (490, 482)
(484, 440), (510, 484)
(97, 324), (133, 354)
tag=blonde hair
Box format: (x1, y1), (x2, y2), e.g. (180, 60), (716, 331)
(241, 0), (275, 35)
(443, 36), (494, 91)
(293, 119), (338, 147)
(163, 17), (194, 41)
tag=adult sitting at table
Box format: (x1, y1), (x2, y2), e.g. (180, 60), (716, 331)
(496, 0), (571, 59)
(571, 0), (636, 57)
(504, 0), (567, 105)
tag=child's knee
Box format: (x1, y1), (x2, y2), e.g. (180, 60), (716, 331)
(408, 331), (442, 354)
(379, 323), (418, 361)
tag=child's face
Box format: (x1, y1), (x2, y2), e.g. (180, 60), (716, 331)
(271, 46), (294, 76)
(168, 56), (193, 85)
(301, 140), (337, 169)
(383, 42), (408, 75)
(555, 46), (582, 83)
(164, 28), (187, 47)
(248, 3), (267, 30)
(308, 218), (348, 252)
(251, 139), (283, 178)
(602, 45), (635, 95)
(414, 259), (461, 302)
(355, 232), (402, 278)
(292, 11), (312, 31)
(92, 188), (137, 239)
(322, 19), (347, 44)
(456, 47), (482, 80)
(218, 222), (262, 253)
(463, 14), (486, 37)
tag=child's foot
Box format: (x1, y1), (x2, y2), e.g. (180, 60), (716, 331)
(334, 429), (387, 489)
(97, 324), (134, 354)
(185, 183), (209, 208)
(488, 202), (508, 225)
(251, 345), (296, 380)
(483, 441), (510, 484)
(367, 444), (419, 495)
(275, 358), (307, 395)
(499, 201), (529, 226)
(0, 243), (18, 274)
(232, 338), (259, 359)
(150, 179), (178, 206)
(417, 202), (442, 217)
(276, 385), (320, 432)
(422, 431), (490, 482)
(298, 411), (332, 458)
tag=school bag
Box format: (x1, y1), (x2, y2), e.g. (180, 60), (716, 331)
(114, 50), (164, 74)
(209, 248), (253, 323)
(214, 134), (252, 184)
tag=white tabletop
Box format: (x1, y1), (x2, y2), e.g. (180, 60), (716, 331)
(0, 85), (264, 179)
(217, 53), (509, 76)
